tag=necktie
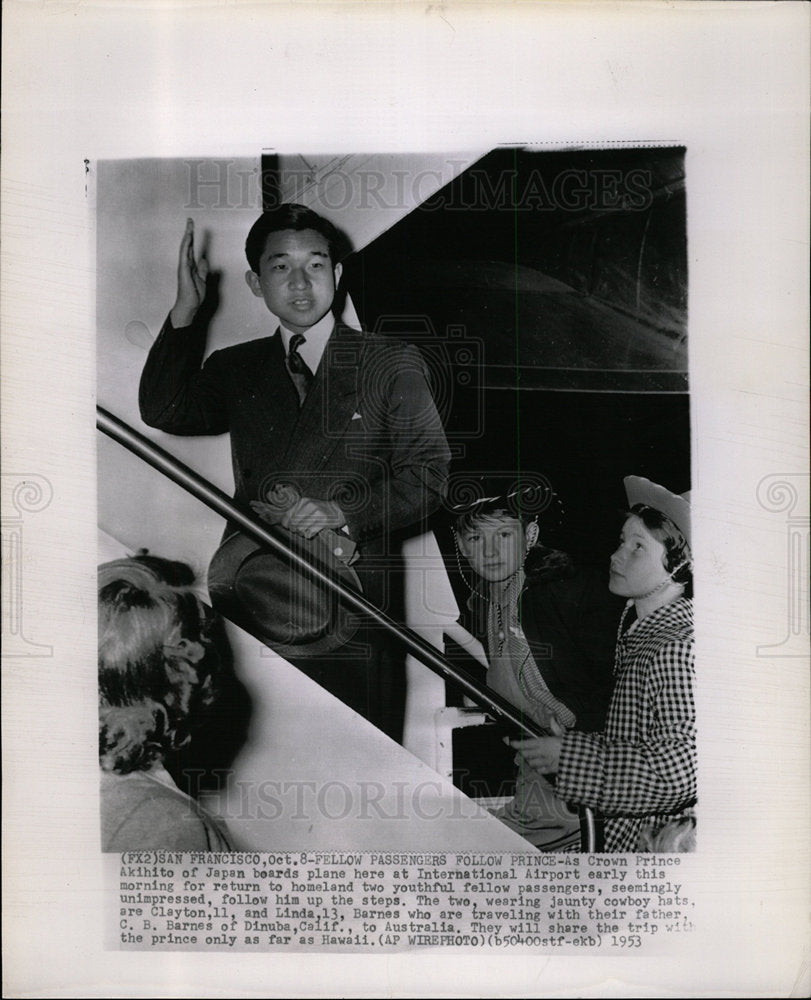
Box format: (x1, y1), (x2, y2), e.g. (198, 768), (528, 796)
(286, 333), (314, 406)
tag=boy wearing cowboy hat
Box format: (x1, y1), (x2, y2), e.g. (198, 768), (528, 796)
(452, 482), (621, 849)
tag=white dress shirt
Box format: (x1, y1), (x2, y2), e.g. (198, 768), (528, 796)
(278, 312), (334, 374)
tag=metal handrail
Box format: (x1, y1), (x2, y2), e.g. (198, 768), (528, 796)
(97, 405), (598, 848)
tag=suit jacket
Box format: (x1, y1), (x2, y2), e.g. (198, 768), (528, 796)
(139, 315), (452, 580)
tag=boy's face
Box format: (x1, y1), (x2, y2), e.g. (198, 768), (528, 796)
(456, 514), (526, 582)
(245, 228), (342, 335)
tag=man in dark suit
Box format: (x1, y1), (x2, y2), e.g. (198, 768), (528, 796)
(139, 204), (451, 739)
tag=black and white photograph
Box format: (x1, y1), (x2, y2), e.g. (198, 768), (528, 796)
(3, 1), (808, 996)
(96, 148), (694, 859)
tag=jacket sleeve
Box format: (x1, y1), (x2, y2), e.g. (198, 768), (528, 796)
(139, 314), (230, 435)
(343, 343), (451, 541)
(554, 637), (696, 816)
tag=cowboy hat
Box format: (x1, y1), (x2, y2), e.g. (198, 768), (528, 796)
(623, 475), (691, 549)
(448, 476), (565, 527)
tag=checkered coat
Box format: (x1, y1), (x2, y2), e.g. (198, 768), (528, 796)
(555, 597), (696, 852)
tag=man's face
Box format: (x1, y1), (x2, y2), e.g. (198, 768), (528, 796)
(609, 514), (670, 598)
(245, 228), (342, 335)
(456, 515), (526, 583)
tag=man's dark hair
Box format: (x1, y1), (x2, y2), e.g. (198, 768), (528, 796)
(245, 203), (349, 273)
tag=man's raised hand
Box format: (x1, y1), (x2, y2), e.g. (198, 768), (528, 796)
(170, 218), (209, 328)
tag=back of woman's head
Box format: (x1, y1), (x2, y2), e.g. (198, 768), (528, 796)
(98, 556), (221, 774)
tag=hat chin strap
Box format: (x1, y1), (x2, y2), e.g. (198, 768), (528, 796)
(636, 577), (676, 601)
(636, 559), (691, 601)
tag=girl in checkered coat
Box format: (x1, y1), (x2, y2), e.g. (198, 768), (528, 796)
(512, 477), (696, 852)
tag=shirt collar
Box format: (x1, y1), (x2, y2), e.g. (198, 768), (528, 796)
(620, 595), (692, 642)
(279, 312), (335, 373)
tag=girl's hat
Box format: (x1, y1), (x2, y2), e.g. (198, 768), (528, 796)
(624, 476), (691, 548)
